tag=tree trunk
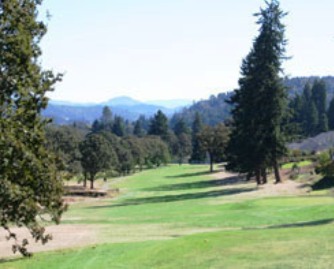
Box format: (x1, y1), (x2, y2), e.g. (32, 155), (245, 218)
(90, 174), (95, 189)
(83, 172), (87, 188)
(255, 169), (261, 185)
(261, 168), (267, 184)
(273, 160), (282, 183)
(209, 153), (214, 172)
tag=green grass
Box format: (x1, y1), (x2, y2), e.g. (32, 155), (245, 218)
(281, 160), (312, 169)
(1, 164), (334, 269)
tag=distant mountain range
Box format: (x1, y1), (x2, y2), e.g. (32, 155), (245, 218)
(44, 96), (192, 124)
(45, 76), (334, 126)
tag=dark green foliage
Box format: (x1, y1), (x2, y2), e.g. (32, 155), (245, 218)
(100, 106), (113, 131)
(190, 112), (207, 163)
(112, 116), (126, 137)
(175, 133), (192, 165)
(141, 136), (170, 167)
(227, 0), (288, 183)
(327, 97), (334, 130)
(148, 110), (169, 139)
(173, 117), (190, 136)
(289, 79), (330, 137)
(79, 134), (118, 189)
(46, 125), (85, 176)
(171, 92), (233, 127)
(0, 0), (66, 256)
(133, 119), (145, 137)
(198, 124), (230, 172)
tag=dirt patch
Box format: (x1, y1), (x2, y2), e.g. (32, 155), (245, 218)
(212, 170), (311, 198)
(0, 224), (99, 259)
(0, 223), (221, 259)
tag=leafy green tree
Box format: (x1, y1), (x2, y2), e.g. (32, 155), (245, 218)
(142, 136), (170, 167)
(124, 137), (145, 171)
(175, 133), (192, 165)
(46, 125), (85, 177)
(115, 143), (134, 176)
(148, 110), (169, 139)
(227, 0), (288, 183)
(190, 112), (207, 163)
(79, 134), (118, 189)
(198, 124), (229, 172)
(0, 0), (66, 256)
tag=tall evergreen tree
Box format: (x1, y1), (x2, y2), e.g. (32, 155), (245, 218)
(0, 0), (66, 256)
(227, 0), (288, 184)
(327, 97), (334, 130)
(148, 110), (169, 139)
(173, 117), (190, 136)
(190, 112), (207, 163)
(133, 119), (145, 137)
(100, 106), (113, 131)
(112, 116), (126, 137)
(312, 80), (327, 117)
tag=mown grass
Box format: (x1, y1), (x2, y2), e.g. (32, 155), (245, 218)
(1, 164), (334, 269)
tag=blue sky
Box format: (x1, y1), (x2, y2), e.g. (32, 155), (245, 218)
(40, 0), (334, 103)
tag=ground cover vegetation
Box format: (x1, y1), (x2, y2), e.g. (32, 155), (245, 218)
(1, 165), (334, 268)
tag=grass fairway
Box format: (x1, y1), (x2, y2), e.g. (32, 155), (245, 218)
(1, 165), (334, 268)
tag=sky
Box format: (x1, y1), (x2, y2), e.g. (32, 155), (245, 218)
(40, 0), (334, 103)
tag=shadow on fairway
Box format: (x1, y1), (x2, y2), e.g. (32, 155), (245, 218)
(312, 177), (334, 191)
(165, 170), (215, 179)
(245, 218), (334, 230)
(89, 187), (256, 208)
(145, 176), (244, 192)
(0, 257), (23, 265)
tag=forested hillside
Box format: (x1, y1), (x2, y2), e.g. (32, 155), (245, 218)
(171, 76), (334, 127)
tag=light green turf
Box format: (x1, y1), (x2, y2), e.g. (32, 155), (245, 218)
(281, 160), (312, 169)
(1, 164), (334, 269)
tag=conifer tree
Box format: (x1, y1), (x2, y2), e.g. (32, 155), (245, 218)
(148, 110), (169, 139)
(0, 0), (65, 256)
(112, 116), (126, 137)
(190, 112), (207, 163)
(327, 97), (334, 130)
(227, 0), (288, 183)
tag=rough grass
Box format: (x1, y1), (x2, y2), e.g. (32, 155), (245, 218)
(1, 164), (334, 269)
(281, 160), (312, 169)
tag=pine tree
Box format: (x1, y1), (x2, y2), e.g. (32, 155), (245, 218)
(190, 112), (206, 163)
(133, 119), (145, 137)
(173, 117), (190, 136)
(327, 97), (334, 130)
(100, 106), (113, 131)
(112, 116), (126, 137)
(227, 0), (288, 184)
(148, 110), (169, 139)
(0, 0), (65, 256)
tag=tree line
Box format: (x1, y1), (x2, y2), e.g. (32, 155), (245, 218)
(46, 106), (230, 189)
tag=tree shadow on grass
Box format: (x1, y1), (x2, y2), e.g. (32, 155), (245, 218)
(0, 257), (23, 265)
(144, 176), (244, 192)
(166, 170), (215, 179)
(244, 218), (334, 230)
(89, 187), (256, 208)
(312, 177), (334, 191)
